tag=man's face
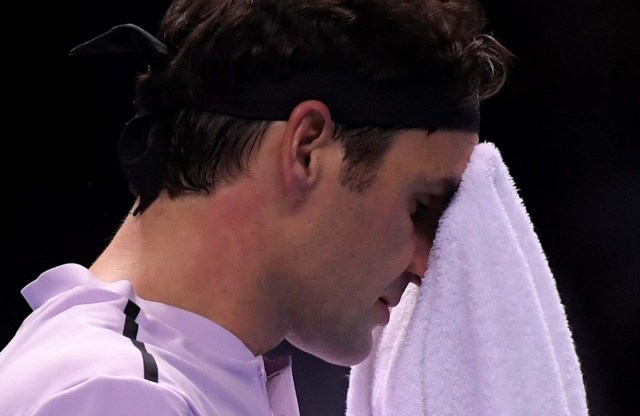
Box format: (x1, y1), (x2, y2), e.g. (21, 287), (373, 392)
(283, 128), (478, 365)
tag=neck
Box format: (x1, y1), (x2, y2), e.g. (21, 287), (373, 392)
(90, 189), (287, 356)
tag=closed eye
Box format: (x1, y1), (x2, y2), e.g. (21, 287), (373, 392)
(410, 201), (430, 223)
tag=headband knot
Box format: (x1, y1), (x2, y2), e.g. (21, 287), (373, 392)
(70, 24), (170, 215)
(70, 23), (481, 214)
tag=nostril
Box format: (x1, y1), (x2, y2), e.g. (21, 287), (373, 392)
(407, 244), (430, 278)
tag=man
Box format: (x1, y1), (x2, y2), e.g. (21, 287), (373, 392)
(0, 0), (511, 414)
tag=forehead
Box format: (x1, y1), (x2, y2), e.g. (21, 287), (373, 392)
(382, 128), (478, 184)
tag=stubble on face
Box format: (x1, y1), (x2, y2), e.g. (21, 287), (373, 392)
(284, 128), (478, 365)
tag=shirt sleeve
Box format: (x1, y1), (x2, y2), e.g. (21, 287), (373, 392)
(28, 376), (194, 416)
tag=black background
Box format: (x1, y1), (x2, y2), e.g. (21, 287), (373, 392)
(4, 1), (639, 415)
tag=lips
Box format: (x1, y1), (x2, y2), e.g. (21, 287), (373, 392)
(379, 273), (422, 308)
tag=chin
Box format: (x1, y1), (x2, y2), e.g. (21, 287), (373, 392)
(325, 350), (371, 367)
(287, 333), (373, 367)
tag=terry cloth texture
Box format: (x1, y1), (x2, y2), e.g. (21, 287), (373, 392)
(346, 142), (589, 416)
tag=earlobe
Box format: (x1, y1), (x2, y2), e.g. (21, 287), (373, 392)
(281, 100), (336, 204)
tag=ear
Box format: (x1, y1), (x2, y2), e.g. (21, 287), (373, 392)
(281, 100), (336, 205)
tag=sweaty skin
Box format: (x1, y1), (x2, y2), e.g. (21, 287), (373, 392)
(90, 101), (478, 366)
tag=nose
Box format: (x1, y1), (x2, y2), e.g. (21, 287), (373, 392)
(406, 233), (432, 279)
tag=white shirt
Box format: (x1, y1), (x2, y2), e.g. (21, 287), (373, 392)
(0, 263), (300, 416)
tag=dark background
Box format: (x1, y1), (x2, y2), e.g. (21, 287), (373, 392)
(4, 1), (638, 415)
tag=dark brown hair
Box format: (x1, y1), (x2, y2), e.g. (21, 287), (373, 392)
(140, 0), (512, 201)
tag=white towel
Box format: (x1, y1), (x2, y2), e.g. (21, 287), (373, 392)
(345, 142), (588, 416)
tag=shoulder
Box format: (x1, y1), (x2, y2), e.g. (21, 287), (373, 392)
(3, 295), (151, 381)
(0, 294), (174, 413)
(28, 375), (198, 416)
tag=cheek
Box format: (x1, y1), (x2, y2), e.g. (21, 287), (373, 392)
(364, 213), (417, 272)
(328, 197), (415, 279)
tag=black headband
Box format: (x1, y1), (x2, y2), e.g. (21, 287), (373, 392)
(192, 70), (479, 131)
(70, 24), (480, 213)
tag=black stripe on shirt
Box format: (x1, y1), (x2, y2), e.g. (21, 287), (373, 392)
(122, 299), (159, 383)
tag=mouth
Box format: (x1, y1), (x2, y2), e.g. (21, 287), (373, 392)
(409, 273), (423, 287)
(376, 299), (391, 325)
(378, 296), (400, 308)
(378, 273), (422, 309)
